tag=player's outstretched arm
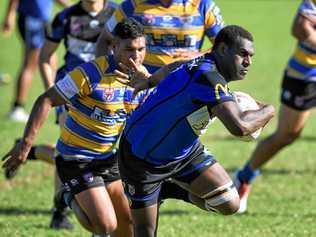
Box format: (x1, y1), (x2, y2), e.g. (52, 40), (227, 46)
(211, 101), (275, 137)
(1, 88), (66, 174)
(115, 59), (188, 98)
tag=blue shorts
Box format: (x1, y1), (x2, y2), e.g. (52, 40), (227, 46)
(118, 136), (217, 209)
(17, 14), (47, 49)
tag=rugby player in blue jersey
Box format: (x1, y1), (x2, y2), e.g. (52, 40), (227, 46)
(2, 0), (69, 122)
(2, 18), (151, 237)
(235, 0), (316, 214)
(115, 25), (275, 237)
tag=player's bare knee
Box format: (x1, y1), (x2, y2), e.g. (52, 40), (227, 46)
(216, 196), (240, 215)
(201, 181), (239, 215)
(92, 216), (117, 234)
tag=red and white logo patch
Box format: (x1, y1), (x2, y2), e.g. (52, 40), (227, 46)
(103, 88), (115, 101)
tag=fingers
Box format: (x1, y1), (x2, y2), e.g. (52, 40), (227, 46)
(2, 158), (20, 175)
(114, 69), (131, 84)
(128, 58), (138, 70)
(118, 62), (130, 73)
(1, 151), (12, 161)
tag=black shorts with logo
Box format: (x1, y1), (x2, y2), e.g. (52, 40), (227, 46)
(55, 154), (120, 195)
(281, 74), (316, 110)
(118, 135), (217, 209)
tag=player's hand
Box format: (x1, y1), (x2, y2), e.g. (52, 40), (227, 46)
(255, 99), (265, 109)
(2, 140), (30, 176)
(114, 58), (151, 98)
(2, 17), (15, 37)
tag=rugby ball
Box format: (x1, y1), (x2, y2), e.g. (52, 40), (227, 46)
(233, 91), (262, 141)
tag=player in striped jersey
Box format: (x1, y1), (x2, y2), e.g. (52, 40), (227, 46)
(4, 0), (117, 230)
(96, 0), (224, 73)
(235, 0), (316, 214)
(2, 18), (150, 237)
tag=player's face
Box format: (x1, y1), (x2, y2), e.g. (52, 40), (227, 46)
(224, 37), (254, 81)
(114, 36), (146, 69)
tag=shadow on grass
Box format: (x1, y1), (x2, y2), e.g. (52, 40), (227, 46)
(0, 207), (51, 216)
(209, 134), (316, 142)
(160, 209), (191, 216)
(225, 167), (315, 176)
(242, 211), (316, 218)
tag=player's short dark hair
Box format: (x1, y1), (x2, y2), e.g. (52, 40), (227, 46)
(113, 18), (145, 39)
(213, 25), (253, 49)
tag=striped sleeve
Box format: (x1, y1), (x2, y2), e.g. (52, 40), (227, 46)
(55, 67), (92, 101)
(298, 0), (316, 22)
(106, 0), (135, 32)
(201, 0), (224, 42)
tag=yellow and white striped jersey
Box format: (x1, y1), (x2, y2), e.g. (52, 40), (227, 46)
(286, 0), (316, 81)
(106, 0), (224, 73)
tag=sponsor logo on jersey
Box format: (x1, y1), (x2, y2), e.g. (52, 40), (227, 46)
(215, 83), (229, 100)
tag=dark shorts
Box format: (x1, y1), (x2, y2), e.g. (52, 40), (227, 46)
(55, 154), (120, 195)
(281, 74), (316, 110)
(17, 14), (47, 49)
(119, 136), (217, 209)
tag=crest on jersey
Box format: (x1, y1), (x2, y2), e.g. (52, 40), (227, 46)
(103, 88), (115, 101)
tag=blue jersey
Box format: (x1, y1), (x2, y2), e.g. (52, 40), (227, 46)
(124, 54), (234, 165)
(46, 2), (117, 73)
(18, 0), (53, 21)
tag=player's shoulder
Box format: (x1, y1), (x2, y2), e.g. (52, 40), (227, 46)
(188, 54), (227, 87)
(91, 56), (110, 72)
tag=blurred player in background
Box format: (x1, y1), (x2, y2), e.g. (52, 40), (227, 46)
(4, 0), (117, 231)
(234, 0), (316, 214)
(2, 18), (150, 237)
(96, 0), (224, 73)
(2, 0), (69, 123)
(115, 25), (275, 237)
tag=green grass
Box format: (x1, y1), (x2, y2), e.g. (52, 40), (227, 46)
(0, 0), (315, 236)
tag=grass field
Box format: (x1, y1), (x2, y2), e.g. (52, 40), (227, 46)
(0, 0), (315, 236)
